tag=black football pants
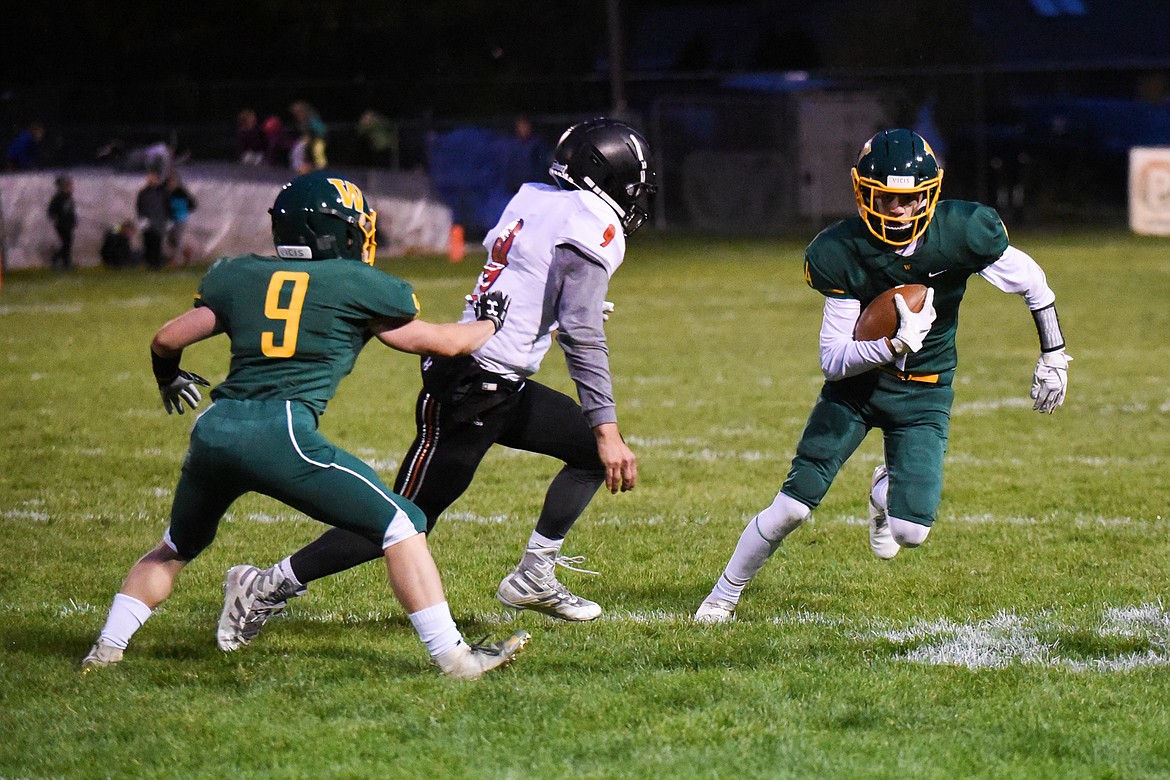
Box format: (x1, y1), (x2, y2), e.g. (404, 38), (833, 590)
(288, 374), (606, 584)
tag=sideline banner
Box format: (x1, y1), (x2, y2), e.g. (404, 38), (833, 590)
(1129, 147), (1170, 236)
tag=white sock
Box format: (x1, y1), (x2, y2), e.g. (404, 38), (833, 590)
(712, 492), (810, 603)
(526, 531), (562, 553)
(97, 593), (153, 650)
(711, 519), (775, 604)
(872, 470), (889, 514)
(889, 516), (931, 547)
(275, 557), (303, 589)
(408, 601), (462, 657)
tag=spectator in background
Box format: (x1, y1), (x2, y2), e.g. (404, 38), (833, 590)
(143, 140), (175, 177)
(357, 110), (399, 168)
(165, 172), (198, 266)
(261, 115), (292, 167)
(289, 100), (327, 174)
(289, 134), (309, 175)
(504, 114), (552, 191)
(6, 121), (44, 170)
(100, 220), (139, 269)
(47, 175), (77, 271)
(235, 109), (268, 165)
(136, 169), (170, 270)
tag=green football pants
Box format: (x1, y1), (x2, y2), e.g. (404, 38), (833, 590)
(781, 370), (954, 527)
(166, 398), (426, 560)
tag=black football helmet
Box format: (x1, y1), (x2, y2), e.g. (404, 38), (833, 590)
(549, 118), (657, 235)
(270, 171), (378, 263)
(851, 128), (943, 247)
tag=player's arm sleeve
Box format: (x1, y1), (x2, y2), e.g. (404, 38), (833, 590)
(551, 244), (618, 427)
(978, 245), (1065, 352)
(819, 297), (897, 380)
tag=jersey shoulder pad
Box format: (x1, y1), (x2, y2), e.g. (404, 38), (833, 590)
(935, 200), (1009, 261)
(195, 254), (248, 308)
(357, 264), (419, 319)
(804, 220), (861, 298)
(558, 192), (625, 276)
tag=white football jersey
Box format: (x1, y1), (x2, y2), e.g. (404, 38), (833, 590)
(462, 183), (625, 378)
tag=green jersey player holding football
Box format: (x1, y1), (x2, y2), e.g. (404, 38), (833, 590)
(82, 171), (528, 679)
(696, 128), (1070, 622)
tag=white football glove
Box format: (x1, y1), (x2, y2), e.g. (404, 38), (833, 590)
(602, 301), (614, 321)
(1031, 349), (1070, 414)
(159, 370), (210, 415)
(889, 287), (936, 356)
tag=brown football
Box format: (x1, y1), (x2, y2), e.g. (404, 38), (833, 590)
(852, 284), (929, 341)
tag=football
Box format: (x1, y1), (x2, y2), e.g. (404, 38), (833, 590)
(853, 283), (929, 341)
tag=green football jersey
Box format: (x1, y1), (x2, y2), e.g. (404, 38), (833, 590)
(195, 254), (419, 413)
(803, 200), (1009, 375)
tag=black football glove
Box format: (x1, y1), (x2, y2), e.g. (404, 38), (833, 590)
(471, 291), (510, 333)
(159, 370), (211, 415)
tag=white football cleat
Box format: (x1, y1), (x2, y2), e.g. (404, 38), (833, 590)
(433, 630), (531, 680)
(217, 564), (304, 652)
(694, 597), (737, 623)
(869, 465), (901, 560)
(81, 639), (124, 673)
(496, 548), (602, 621)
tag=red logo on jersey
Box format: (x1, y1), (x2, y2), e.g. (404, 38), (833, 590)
(477, 218), (523, 293)
(601, 224), (616, 247)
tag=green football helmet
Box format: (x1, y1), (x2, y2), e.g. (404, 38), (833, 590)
(270, 171), (377, 264)
(851, 129), (943, 247)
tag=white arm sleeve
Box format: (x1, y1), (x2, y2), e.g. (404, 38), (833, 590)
(977, 245), (1056, 310)
(819, 297), (896, 381)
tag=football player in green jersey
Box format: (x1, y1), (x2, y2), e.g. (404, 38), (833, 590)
(82, 171), (527, 679)
(696, 128), (1070, 623)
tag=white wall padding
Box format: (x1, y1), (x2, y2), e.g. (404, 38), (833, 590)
(0, 166), (453, 269)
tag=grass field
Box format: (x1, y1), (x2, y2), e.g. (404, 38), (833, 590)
(2, 229), (1169, 778)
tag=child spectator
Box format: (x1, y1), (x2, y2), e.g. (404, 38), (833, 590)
(165, 172), (198, 266)
(136, 170), (170, 270)
(100, 221), (140, 269)
(235, 109), (267, 165)
(47, 175), (77, 271)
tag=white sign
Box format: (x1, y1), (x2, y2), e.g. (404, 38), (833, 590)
(1129, 147), (1170, 235)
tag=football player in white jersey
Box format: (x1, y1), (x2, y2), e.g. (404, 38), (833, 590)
(217, 118), (657, 649)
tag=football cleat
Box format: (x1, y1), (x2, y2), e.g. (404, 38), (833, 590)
(81, 639), (124, 673)
(694, 597), (737, 624)
(217, 564), (305, 652)
(869, 465), (901, 560)
(496, 548), (602, 621)
(432, 630), (531, 680)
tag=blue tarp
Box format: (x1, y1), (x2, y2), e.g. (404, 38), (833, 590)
(428, 127), (551, 237)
